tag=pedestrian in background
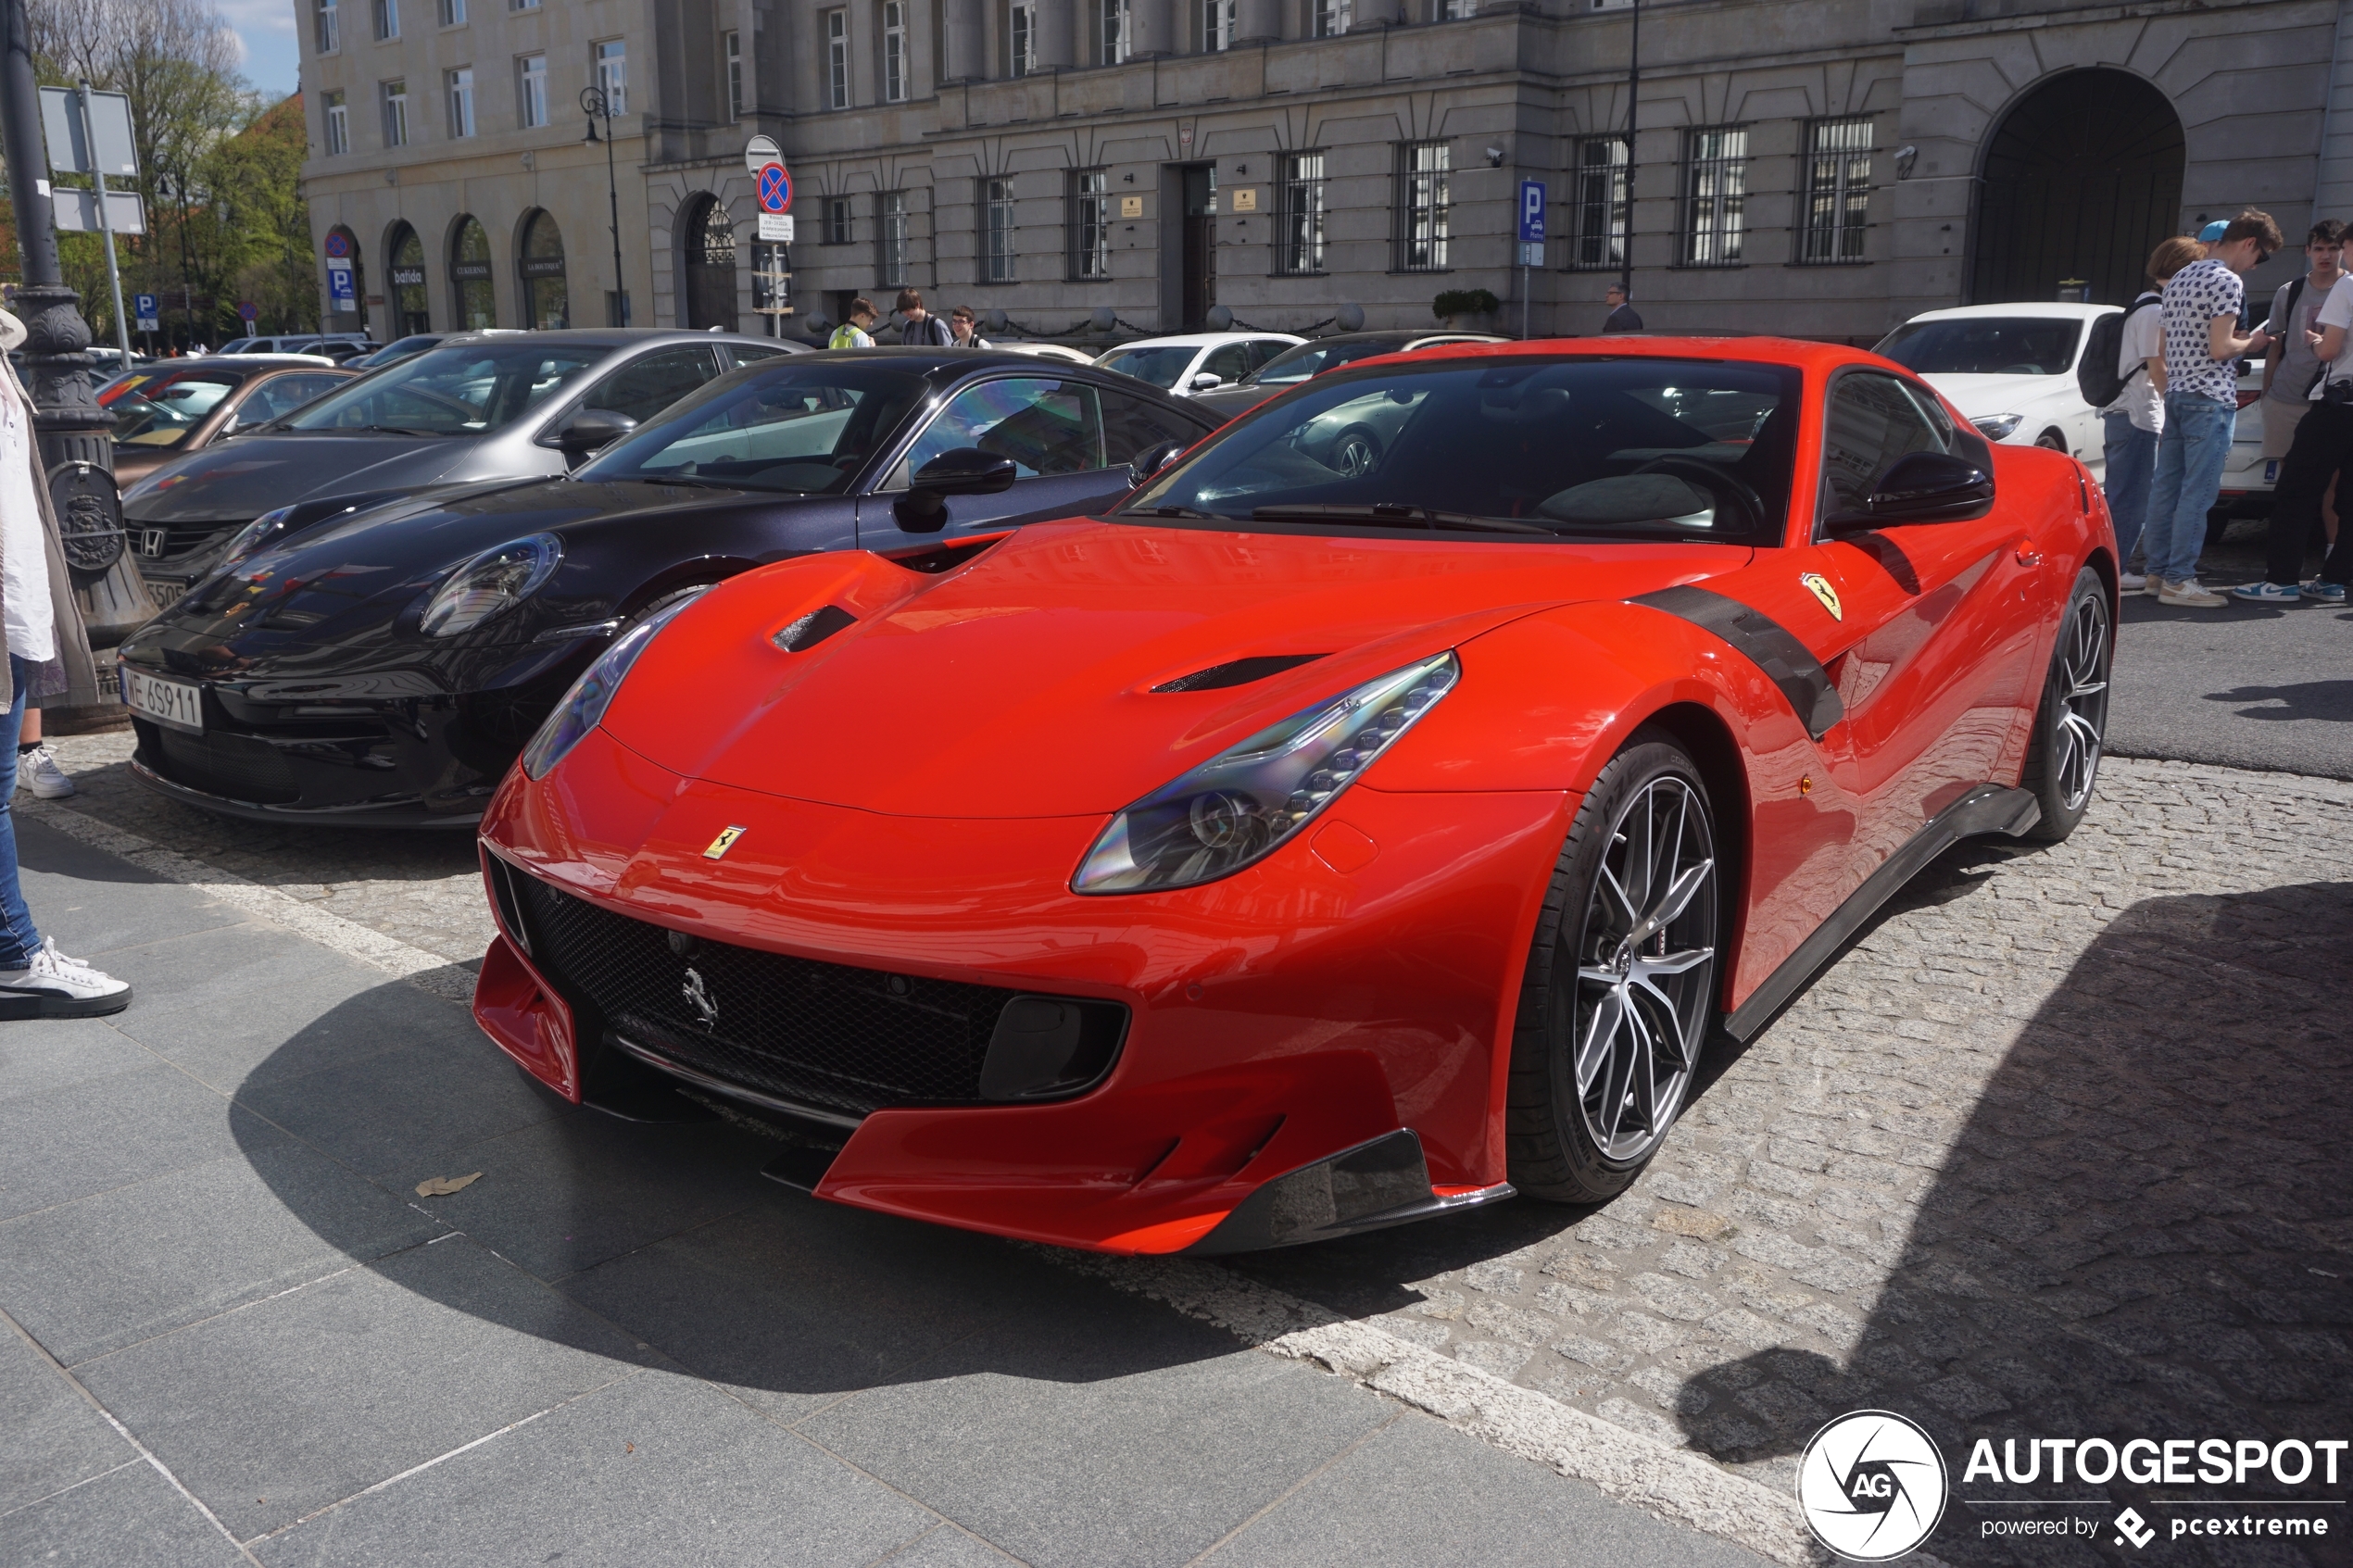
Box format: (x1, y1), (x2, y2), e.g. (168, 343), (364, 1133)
(828, 298), (879, 349)
(2140, 209), (2281, 608)
(1603, 284), (1642, 334)
(2223, 220), (2344, 600)
(2234, 246), (2353, 604)
(896, 289), (953, 346)
(0, 310), (128, 1018)
(2100, 235), (2203, 592)
(948, 307), (992, 347)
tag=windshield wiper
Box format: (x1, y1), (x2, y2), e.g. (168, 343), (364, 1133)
(616, 474), (741, 491)
(1249, 503), (1555, 536)
(1126, 504), (1229, 521)
(299, 424), (451, 438)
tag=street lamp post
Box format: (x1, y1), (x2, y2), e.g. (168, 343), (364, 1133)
(1621, 0), (1638, 300)
(580, 85), (629, 326)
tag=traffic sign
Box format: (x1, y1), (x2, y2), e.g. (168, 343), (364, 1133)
(327, 262), (355, 307)
(324, 231), (351, 258)
(757, 162), (792, 214)
(759, 213), (794, 242)
(1517, 180), (1546, 245)
(743, 134), (781, 174)
(237, 301), (258, 322)
(133, 291), (157, 330)
(38, 85), (137, 177)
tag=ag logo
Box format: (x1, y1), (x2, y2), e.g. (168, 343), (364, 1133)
(2113, 1507), (2156, 1549)
(1801, 571), (1843, 621)
(1796, 1410), (1947, 1561)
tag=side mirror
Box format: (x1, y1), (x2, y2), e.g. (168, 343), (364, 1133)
(893, 446), (1020, 533)
(1189, 371), (1225, 391)
(1825, 450), (1994, 534)
(558, 408), (637, 457)
(1127, 438), (1187, 488)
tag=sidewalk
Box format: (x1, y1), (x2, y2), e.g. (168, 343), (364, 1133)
(0, 814), (1775, 1568)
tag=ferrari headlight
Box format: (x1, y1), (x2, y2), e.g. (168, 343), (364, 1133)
(1971, 413), (2024, 441)
(420, 533), (561, 638)
(519, 594), (698, 780)
(221, 507), (296, 565)
(1073, 651), (1459, 894)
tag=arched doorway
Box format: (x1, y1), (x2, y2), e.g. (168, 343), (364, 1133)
(450, 215), (498, 329)
(324, 226), (364, 336)
(387, 223), (430, 335)
(519, 210), (569, 329)
(1970, 69), (2183, 307)
(683, 194), (739, 332)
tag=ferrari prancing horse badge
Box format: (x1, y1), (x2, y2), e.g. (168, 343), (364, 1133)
(703, 825), (747, 860)
(1800, 572), (1843, 621)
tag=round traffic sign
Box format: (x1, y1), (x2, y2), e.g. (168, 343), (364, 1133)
(324, 232), (350, 258)
(237, 301), (258, 321)
(757, 163), (792, 214)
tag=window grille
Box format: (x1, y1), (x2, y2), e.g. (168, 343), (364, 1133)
(1568, 135), (1627, 270)
(985, 179), (1018, 282)
(1071, 169), (1110, 280)
(1276, 151), (1326, 274)
(1394, 141), (1450, 271)
(1798, 117), (1872, 265)
(825, 196), (852, 245)
(878, 191), (909, 283)
(1681, 125), (1748, 266)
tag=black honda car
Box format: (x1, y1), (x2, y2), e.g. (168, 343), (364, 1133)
(114, 349), (1215, 827)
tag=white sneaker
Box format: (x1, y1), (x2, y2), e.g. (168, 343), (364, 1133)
(0, 937), (132, 1018)
(16, 743), (73, 798)
(2158, 577), (2228, 608)
(2119, 572), (2148, 593)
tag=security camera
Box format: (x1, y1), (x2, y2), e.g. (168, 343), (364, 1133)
(1485, 145), (1506, 168)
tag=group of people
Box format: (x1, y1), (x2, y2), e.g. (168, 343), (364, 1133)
(2100, 208), (2352, 606)
(826, 289), (993, 350)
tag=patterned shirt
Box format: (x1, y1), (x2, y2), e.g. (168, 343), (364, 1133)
(2159, 257), (2245, 406)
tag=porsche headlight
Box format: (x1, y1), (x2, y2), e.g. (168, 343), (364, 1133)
(420, 533), (561, 638)
(221, 507), (296, 565)
(519, 594), (698, 780)
(1971, 413), (2024, 442)
(1073, 652), (1458, 894)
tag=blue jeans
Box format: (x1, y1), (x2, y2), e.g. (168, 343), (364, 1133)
(2141, 393), (2237, 584)
(2100, 411), (2159, 571)
(0, 656), (41, 969)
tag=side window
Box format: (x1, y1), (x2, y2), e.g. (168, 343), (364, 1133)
(1098, 387), (1202, 465)
(1246, 339), (1290, 371)
(1202, 344), (1252, 383)
(723, 343), (793, 371)
(235, 373), (348, 428)
(1818, 372), (1946, 521)
(893, 378), (1106, 485)
(581, 346), (720, 424)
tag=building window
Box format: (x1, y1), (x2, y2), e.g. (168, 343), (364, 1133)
(512, 0), (538, 8)
(594, 39), (628, 115)
(825, 195), (852, 245)
(314, 0), (339, 53)
(1009, 3), (1036, 75)
(1276, 151), (1326, 274)
(825, 10), (849, 108)
(518, 54), (547, 127)
(1681, 124), (1748, 266)
(1100, 0), (1128, 64)
(381, 79), (409, 146)
(446, 68), (474, 136)
(1201, 0), (1233, 49)
(1799, 117), (1873, 265)
(878, 191), (909, 284)
(1070, 169), (1110, 280)
(321, 90), (348, 154)
(724, 31), (744, 117)
(1568, 135), (1627, 269)
(882, 2), (906, 102)
(1314, 0), (1351, 36)
(438, 0), (464, 24)
(1394, 141), (1450, 271)
(373, 0), (397, 40)
(1437, 0), (1472, 15)
(984, 177), (1016, 282)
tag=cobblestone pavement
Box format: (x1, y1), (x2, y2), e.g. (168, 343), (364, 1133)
(32, 735), (2353, 1563)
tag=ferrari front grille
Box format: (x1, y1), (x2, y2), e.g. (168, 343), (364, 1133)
(505, 874), (1121, 1119)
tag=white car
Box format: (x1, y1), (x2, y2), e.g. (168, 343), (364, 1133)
(1096, 331), (1304, 396)
(1873, 302), (2120, 474)
(991, 342), (1098, 366)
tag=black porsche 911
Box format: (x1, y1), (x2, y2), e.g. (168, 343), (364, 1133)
(114, 349), (1215, 827)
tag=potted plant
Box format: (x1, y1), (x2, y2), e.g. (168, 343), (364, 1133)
(1433, 288), (1502, 332)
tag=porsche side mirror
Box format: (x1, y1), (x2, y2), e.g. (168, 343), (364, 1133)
(1127, 439), (1187, 488)
(559, 408), (637, 457)
(1826, 450), (1994, 534)
(894, 447), (1020, 533)
(1189, 371), (1225, 391)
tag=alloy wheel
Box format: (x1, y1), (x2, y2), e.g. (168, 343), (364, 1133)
(1334, 433), (1378, 477)
(2051, 591), (2109, 811)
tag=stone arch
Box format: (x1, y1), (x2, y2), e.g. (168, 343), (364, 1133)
(385, 220), (430, 336)
(517, 208), (571, 329)
(448, 213), (498, 330)
(323, 224), (364, 334)
(681, 192), (740, 332)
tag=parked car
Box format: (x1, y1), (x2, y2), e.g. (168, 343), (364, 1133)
(350, 331), (525, 369)
(1190, 331), (1510, 421)
(1097, 332), (1304, 397)
(992, 342), (1097, 366)
(114, 347), (1216, 828)
(216, 332), (378, 359)
(1874, 302), (2117, 474)
(120, 329), (803, 608)
(471, 335), (2118, 1253)
(110, 358), (358, 489)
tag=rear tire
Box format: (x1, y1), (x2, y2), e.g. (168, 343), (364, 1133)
(1506, 734), (1720, 1205)
(2019, 566), (2110, 844)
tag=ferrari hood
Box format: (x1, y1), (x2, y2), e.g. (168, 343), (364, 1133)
(598, 520), (1748, 818)
(120, 433), (479, 524)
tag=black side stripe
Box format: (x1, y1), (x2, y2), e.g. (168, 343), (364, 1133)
(1627, 585), (1845, 741)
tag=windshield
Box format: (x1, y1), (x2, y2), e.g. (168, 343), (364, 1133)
(1123, 356), (1801, 542)
(1874, 317), (2084, 376)
(579, 363), (929, 494)
(279, 342), (603, 435)
(111, 374), (240, 449)
(1098, 345), (1197, 390)
(1248, 338), (1421, 388)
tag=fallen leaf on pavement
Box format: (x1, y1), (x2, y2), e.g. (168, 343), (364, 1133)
(415, 1173), (483, 1197)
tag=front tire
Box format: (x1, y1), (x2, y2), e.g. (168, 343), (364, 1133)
(1331, 428), (1381, 478)
(2019, 566), (2110, 844)
(1506, 734), (1720, 1204)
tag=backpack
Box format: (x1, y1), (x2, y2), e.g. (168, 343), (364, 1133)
(2077, 295), (2159, 408)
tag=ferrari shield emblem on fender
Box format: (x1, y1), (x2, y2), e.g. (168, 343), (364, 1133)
(1800, 572), (1843, 622)
(682, 967), (718, 1029)
(702, 825), (747, 860)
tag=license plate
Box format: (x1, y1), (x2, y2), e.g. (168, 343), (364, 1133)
(121, 664), (204, 734)
(147, 578), (186, 608)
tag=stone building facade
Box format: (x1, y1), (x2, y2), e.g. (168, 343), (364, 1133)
(301, 0), (2353, 346)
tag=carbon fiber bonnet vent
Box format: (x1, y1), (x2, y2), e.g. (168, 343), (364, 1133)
(774, 605), (856, 652)
(1151, 654), (1329, 694)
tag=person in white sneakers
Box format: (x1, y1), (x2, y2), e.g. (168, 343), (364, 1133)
(15, 709), (74, 798)
(0, 309), (128, 1019)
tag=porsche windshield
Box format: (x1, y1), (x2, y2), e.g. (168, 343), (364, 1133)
(1122, 356), (1800, 541)
(278, 343), (604, 435)
(577, 364), (928, 494)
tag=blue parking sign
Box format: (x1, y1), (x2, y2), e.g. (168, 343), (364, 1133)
(1518, 180), (1546, 245)
(133, 291), (158, 330)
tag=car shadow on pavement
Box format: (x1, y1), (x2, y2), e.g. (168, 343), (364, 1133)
(1673, 880), (2353, 1567)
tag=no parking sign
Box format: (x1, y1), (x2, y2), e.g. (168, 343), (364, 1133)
(757, 163), (792, 214)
